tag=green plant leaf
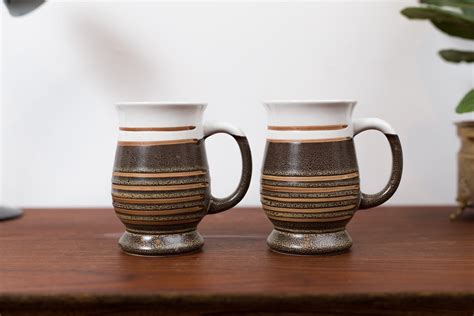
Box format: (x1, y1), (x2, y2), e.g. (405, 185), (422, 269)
(421, 0), (474, 18)
(456, 89), (474, 113)
(401, 7), (474, 39)
(462, 7), (474, 18)
(421, 0), (474, 9)
(439, 49), (474, 62)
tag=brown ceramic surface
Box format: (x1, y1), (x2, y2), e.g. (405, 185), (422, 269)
(261, 136), (403, 255)
(113, 136), (252, 256)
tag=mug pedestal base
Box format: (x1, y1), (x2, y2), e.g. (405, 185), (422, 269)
(267, 229), (352, 255)
(119, 230), (204, 256)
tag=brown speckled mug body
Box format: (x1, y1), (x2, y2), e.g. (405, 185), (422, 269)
(113, 103), (252, 256)
(261, 101), (403, 255)
(113, 139), (210, 255)
(262, 139), (360, 254)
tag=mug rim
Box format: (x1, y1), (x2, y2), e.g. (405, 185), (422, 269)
(116, 101), (208, 107)
(263, 99), (357, 105)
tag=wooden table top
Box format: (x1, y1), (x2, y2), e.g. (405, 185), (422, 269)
(1, 207), (473, 315)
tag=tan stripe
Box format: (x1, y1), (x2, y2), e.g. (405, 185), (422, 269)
(111, 191), (203, 199)
(275, 227), (344, 234)
(267, 137), (351, 143)
(268, 125), (348, 131)
(119, 217), (201, 226)
(112, 183), (208, 191)
(126, 227), (195, 234)
(262, 172), (359, 182)
(120, 126), (195, 132)
(113, 170), (206, 178)
(267, 214), (352, 222)
(261, 194), (359, 203)
(118, 139), (198, 146)
(459, 153), (474, 159)
(261, 184), (359, 193)
(263, 204), (356, 214)
(113, 195), (204, 204)
(115, 206), (204, 216)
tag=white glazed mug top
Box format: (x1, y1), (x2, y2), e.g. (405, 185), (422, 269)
(263, 100), (357, 140)
(115, 102), (207, 142)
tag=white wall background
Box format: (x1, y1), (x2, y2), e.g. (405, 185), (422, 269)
(1, 1), (473, 207)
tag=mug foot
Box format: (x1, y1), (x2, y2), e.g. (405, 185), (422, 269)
(267, 229), (352, 255)
(119, 230), (204, 256)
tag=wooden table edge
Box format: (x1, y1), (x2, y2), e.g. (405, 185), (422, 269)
(2, 292), (474, 314)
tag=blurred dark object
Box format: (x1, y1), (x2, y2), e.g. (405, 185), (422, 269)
(4, 0), (45, 17)
(0, 206), (22, 221)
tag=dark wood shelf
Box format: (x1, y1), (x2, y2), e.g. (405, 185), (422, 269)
(1, 207), (473, 315)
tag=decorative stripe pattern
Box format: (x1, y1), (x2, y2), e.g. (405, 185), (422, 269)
(112, 195), (204, 204)
(261, 172), (358, 182)
(120, 126), (196, 132)
(261, 194), (358, 203)
(119, 217), (202, 226)
(115, 206), (204, 216)
(261, 184), (359, 193)
(113, 170), (206, 178)
(268, 125), (348, 131)
(117, 139), (198, 146)
(267, 214), (353, 222)
(112, 183), (208, 191)
(112, 170), (209, 232)
(261, 171), (360, 232)
(262, 204), (357, 214)
(261, 139), (360, 236)
(112, 139), (210, 234)
(267, 137), (351, 144)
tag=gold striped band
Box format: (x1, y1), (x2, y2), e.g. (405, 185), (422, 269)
(112, 195), (204, 204)
(120, 126), (195, 132)
(112, 183), (208, 191)
(261, 194), (359, 203)
(263, 204), (356, 214)
(261, 184), (359, 193)
(119, 217), (201, 226)
(115, 206), (204, 216)
(268, 125), (348, 131)
(118, 139), (198, 146)
(267, 137), (351, 143)
(261, 172), (358, 182)
(113, 170), (206, 178)
(267, 214), (352, 222)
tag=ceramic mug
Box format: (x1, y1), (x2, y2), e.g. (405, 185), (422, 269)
(112, 102), (252, 256)
(261, 100), (403, 255)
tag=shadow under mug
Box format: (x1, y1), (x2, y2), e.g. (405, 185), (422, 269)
(112, 102), (252, 256)
(261, 100), (403, 255)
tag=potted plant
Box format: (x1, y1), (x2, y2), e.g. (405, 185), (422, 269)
(402, 0), (474, 219)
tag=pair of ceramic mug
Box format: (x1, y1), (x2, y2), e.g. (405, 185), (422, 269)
(112, 100), (403, 256)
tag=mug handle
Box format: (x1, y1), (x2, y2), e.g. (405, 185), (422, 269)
(203, 121), (253, 214)
(353, 118), (403, 210)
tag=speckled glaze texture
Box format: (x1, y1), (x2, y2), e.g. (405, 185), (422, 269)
(113, 140), (209, 255)
(261, 101), (403, 255)
(262, 139), (359, 254)
(113, 137), (252, 256)
(261, 135), (403, 256)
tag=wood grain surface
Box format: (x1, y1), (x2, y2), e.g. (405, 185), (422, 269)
(0, 207), (473, 315)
